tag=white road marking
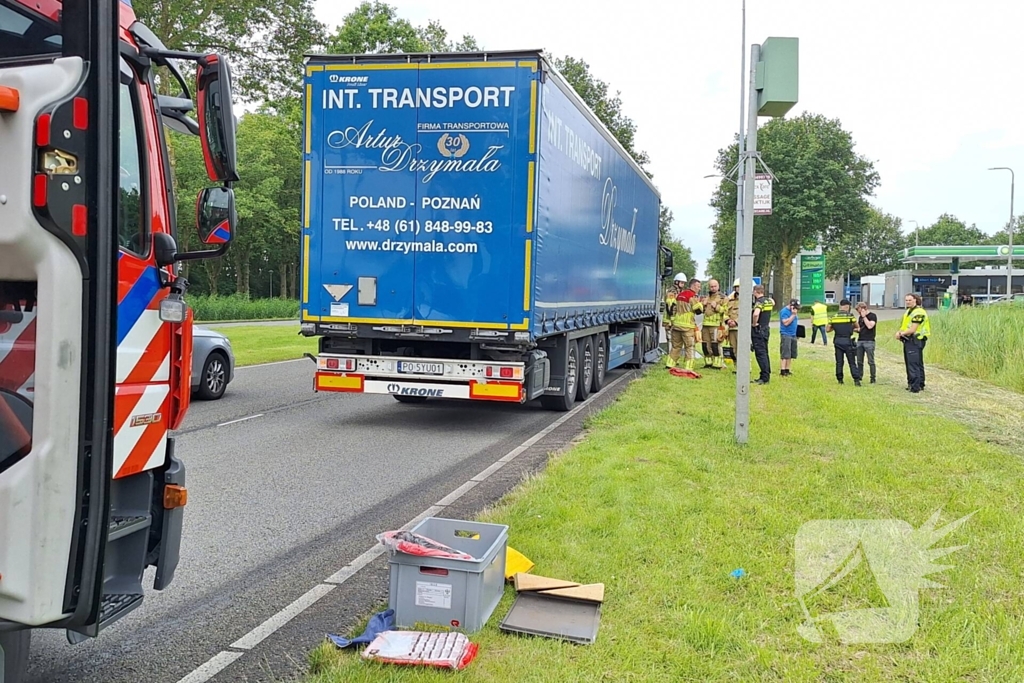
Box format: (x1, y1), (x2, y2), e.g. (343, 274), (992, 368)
(175, 651), (244, 683)
(230, 584), (337, 651)
(217, 414), (264, 427)
(176, 371), (633, 683)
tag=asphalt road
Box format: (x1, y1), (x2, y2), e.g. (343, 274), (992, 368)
(25, 358), (633, 683)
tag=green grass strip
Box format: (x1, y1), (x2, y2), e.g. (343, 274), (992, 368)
(308, 343), (1024, 682)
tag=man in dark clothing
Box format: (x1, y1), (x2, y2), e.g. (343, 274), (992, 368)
(826, 299), (862, 386)
(855, 302), (877, 383)
(750, 284), (774, 384)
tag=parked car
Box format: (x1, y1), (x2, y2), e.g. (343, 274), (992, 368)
(192, 326), (235, 400)
(982, 293), (1024, 306)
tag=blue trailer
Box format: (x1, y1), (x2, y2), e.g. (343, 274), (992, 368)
(300, 50), (673, 410)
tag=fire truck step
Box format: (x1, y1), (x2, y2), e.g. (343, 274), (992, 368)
(107, 515), (151, 542)
(98, 593), (144, 629)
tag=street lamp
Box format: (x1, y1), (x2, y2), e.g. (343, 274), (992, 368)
(908, 220), (920, 271)
(989, 167), (1015, 297)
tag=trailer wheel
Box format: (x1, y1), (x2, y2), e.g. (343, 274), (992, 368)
(576, 336), (593, 402)
(591, 333), (608, 393)
(540, 338), (579, 412)
(1, 629), (30, 683)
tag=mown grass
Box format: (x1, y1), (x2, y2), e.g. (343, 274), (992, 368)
(207, 324), (316, 367)
(307, 342), (1024, 682)
(189, 294), (298, 322)
(875, 305), (1024, 393)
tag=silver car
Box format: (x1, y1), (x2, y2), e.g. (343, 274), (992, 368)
(192, 326), (235, 400)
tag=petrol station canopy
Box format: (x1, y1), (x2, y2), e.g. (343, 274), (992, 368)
(901, 245), (1024, 264)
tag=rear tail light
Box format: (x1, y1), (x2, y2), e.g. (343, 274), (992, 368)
(322, 357), (355, 372)
(483, 365), (523, 380)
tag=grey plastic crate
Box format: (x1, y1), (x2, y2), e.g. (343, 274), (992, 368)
(387, 517), (509, 633)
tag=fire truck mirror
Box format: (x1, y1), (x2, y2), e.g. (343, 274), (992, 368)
(153, 232), (178, 268)
(195, 186), (235, 246)
(195, 54), (239, 184)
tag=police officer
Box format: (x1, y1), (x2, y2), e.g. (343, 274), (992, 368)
(826, 299), (862, 386)
(896, 293), (930, 393)
(663, 273), (688, 369)
(700, 279), (727, 370)
(750, 284), (773, 384)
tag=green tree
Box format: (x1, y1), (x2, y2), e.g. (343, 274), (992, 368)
(709, 113), (879, 303)
(914, 213), (986, 246)
(825, 206), (908, 279)
(704, 216), (735, 284)
(659, 207), (697, 283)
(553, 56), (650, 169)
(131, 0), (325, 101)
(327, 1), (479, 54)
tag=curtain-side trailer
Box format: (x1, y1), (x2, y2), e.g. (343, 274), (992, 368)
(300, 50), (672, 411)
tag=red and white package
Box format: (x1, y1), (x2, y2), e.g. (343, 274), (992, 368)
(376, 530), (474, 560)
(361, 630), (478, 670)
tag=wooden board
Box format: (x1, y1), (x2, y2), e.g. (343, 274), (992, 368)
(513, 573), (580, 592)
(537, 583), (605, 604)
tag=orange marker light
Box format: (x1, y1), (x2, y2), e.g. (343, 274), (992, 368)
(163, 484), (188, 509)
(0, 86), (18, 113)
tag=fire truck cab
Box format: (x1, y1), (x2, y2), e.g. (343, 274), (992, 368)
(0, 1), (237, 679)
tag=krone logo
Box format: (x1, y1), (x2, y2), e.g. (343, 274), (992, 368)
(437, 133), (470, 159)
(387, 383), (400, 394)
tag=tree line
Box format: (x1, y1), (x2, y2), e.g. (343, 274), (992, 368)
(703, 114), (1023, 304)
(140, 0), (696, 298)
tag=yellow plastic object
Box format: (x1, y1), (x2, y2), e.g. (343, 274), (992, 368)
(505, 546), (534, 580)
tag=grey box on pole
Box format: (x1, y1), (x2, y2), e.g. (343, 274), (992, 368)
(387, 517), (509, 633)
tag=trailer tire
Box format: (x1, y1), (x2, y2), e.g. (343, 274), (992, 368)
(576, 336), (593, 402)
(1, 629), (30, 683)
(591, 333), (607, 393)
(393, 395), (428, 404)
(540, 338), (580, 412)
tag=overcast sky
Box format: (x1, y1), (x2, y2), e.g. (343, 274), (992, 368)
(314, 0), (1024, 276)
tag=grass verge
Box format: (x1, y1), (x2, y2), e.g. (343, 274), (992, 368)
(188, 294), (298, 321)
(875, 306), (1024, 393)
(207, 324), (316, 367)
(307, 342), (1024, 682)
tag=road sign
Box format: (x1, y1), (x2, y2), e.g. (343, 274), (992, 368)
(754, 174), (772, 215)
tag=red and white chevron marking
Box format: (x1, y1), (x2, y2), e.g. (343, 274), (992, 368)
(114, 308), (171, 479)
(0, 308), (36, 403)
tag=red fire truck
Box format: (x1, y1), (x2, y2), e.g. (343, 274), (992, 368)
(0, 1), (237, 679)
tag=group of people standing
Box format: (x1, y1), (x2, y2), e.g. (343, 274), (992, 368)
(662, 274), (733, 371)
(663, 277), (932, 392)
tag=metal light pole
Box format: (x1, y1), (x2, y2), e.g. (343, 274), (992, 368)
(989, 167), (1015, 296)
(734, 41), (760, 444)
(269, 269), (274, 298)
(735, 0), (747, 282)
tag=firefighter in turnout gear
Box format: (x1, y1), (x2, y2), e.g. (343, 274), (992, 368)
(663, 273), (687, 368)
(701, 279), (728, 369)
(724, 279), (740, 370)
(664, 276), (703, 370)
